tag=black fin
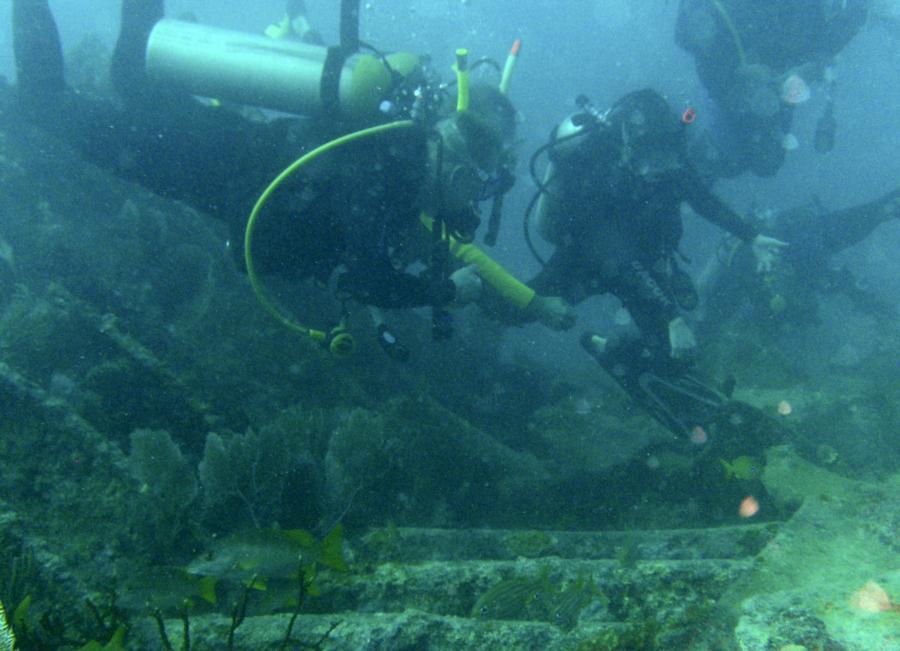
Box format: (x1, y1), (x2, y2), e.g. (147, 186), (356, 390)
(580, 331), (726, 439)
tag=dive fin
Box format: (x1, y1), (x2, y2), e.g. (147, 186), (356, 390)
(636, 370), (727, 438)
(580, 331), (726, 439)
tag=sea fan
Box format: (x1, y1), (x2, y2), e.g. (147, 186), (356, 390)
(0, 602), (15, 651)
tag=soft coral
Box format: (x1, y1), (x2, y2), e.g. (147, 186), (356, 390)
(849, 580), (900, 613)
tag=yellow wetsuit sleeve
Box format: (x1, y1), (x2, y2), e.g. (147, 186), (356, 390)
(420, 214), (535, 309)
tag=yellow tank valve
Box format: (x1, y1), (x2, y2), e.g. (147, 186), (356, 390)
(454, 48), (470, 112)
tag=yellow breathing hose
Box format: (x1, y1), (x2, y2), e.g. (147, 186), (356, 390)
(418, 214), (535, 309)
(244, 119), (416, 355)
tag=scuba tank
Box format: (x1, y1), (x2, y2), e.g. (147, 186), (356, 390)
(523, 95), (609, 264)
(146, 18), (422, 122)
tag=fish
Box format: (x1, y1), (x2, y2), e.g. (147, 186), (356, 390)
(117, 566), (219, 612)
(187, 525), (347, 587)
(472, 570), (604, 628)
(549, 575), (602, 630)
(720, 455), (763, 481)
(471, 568), (551, 621)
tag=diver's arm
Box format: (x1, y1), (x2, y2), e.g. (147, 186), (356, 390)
(683, 170), (757, 242)
(685, 177), (787, 271)
(476, 247), (578, 330)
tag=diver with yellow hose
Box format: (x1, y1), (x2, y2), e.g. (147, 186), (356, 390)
(12, 0), (576, 358)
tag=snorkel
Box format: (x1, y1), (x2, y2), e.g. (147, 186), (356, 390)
(499, 38), (521, 96)
(483, 39), (521, 247)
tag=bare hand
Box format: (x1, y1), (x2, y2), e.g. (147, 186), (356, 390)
(752, 234), (789, 273)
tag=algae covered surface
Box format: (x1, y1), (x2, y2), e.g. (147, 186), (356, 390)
(728, 448), (900, 650)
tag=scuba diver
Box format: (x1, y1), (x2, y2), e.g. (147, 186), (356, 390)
(698, 188), (900, 327)
(517, 89), (786, 439)
(11, 0), (575, 358)
(675, 0), (870, 178)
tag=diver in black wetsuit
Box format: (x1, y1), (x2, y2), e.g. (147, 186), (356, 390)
(11, 0), (574, 354)
(675, 0), (869, 178)
(520, 89), (786, 438)
(699, 189), (900, 327)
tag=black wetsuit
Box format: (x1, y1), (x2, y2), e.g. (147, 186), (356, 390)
(531, 110), (756, 358)
(527, 101), (768, 439)
(703, 189), (900, 326)
(12, 0), (454, 311)
(675, 0), (868, 177)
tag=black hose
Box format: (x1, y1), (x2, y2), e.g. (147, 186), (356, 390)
(523, 189), (547, 266)
(470, 57), (502, 74)
(483, 194), (504, 246)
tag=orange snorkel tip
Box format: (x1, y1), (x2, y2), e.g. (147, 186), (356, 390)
(499, 38), (521, 95)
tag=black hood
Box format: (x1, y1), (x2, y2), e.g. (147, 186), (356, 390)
(608, 89), (686, 178)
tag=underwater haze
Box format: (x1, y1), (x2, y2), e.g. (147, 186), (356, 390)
(1, 1), (899, 649)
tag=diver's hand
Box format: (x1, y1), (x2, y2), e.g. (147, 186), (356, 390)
(526, 295), (577, 331)
(668, 316), (697, 360)
(450, 264), (483, 304)
(751, 234), (788, 273)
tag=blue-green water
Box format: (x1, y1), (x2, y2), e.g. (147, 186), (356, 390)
(0, 2), (898, 649)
